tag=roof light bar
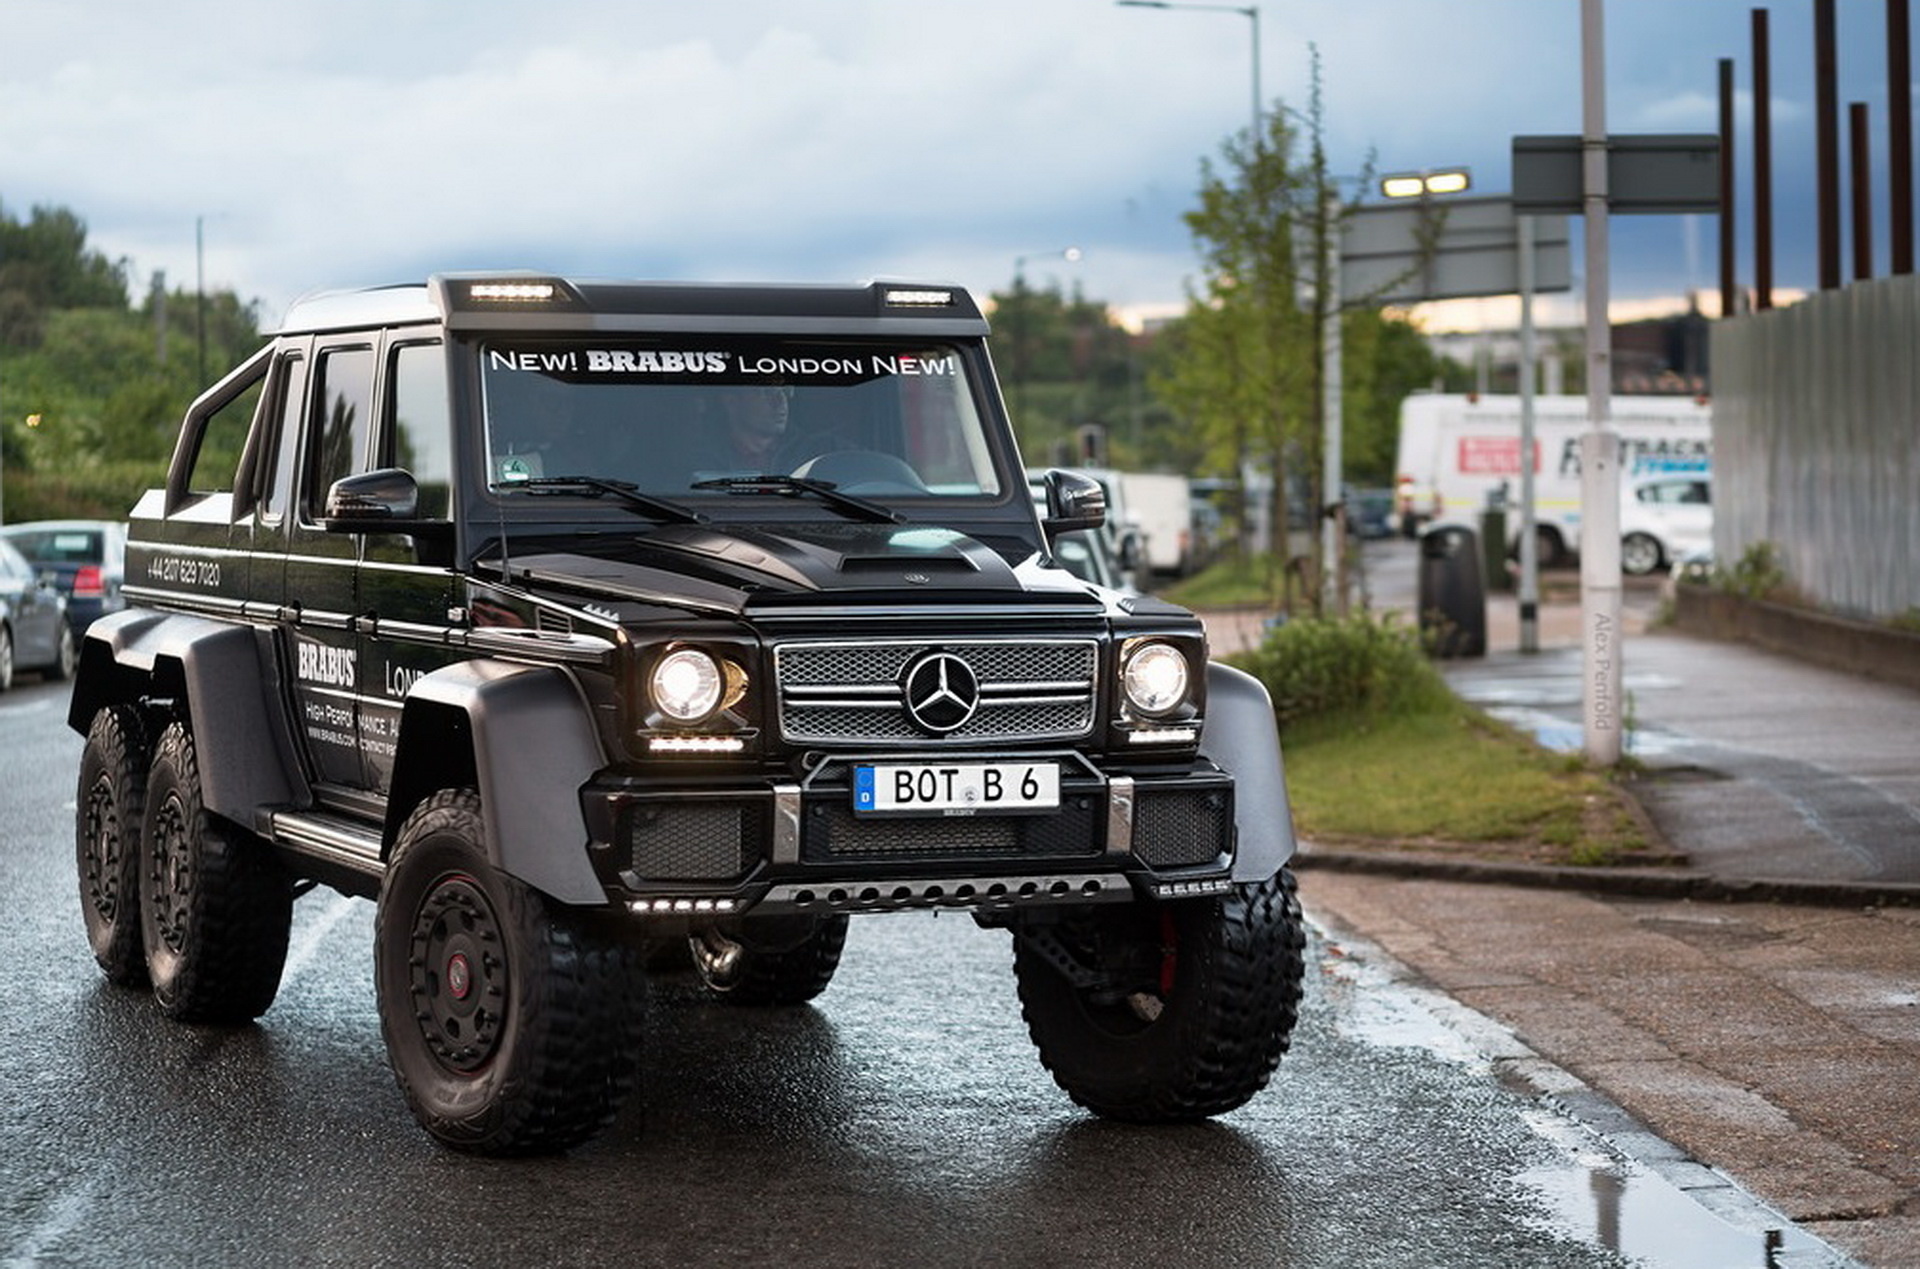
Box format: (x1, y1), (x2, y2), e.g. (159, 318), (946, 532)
(883, 288), (955, 307)
(469, 282), (557, 302)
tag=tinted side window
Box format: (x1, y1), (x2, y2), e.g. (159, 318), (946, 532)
(260, 351), (308, 522)
(305, 346), (376, 520)
(389, 341), (452, 518)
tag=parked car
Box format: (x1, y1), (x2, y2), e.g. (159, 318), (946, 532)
(1620, 474), (1712, 575)
(1345, 486), (1395, 540)
(0, 537), (76, 689)
(1049, 528), (1143, 596)
(0, 520), (127, 633)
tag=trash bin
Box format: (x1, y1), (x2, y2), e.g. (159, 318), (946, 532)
(1418, 524), (1487, 658)
(1480, 484), (1511, 593)
(1479, 504), (1509, 592)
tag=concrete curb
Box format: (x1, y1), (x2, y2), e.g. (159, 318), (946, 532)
(1293, 846), (1920, 909)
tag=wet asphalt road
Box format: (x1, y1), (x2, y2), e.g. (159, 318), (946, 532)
(1, 676), (1824, 1268)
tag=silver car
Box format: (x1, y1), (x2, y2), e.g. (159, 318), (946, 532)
(0, 537), (75, 689)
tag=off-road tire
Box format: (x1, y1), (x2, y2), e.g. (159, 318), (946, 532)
(139, 721), (293, 1022)
(78, 706), (151, 986)
(1014, 868), (1306, 1121)
(375, 788), (643, 1156)
(689, 914), (849, 1006)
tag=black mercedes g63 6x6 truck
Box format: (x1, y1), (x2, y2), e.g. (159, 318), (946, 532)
(70, 274), (1304, 1154)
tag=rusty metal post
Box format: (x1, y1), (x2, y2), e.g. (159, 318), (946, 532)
(1891, 0), (1914, 274)
(1852, 102), (1874, 280)
(1816, 0), (1841, 289)
(1754, 8), (1775, 309)
(1720, 58), (1738, 314)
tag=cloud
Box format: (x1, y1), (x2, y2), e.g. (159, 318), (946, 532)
(0, 0), (1892, 327)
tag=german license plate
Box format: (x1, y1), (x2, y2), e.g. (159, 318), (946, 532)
(853, 762), (1060, 816)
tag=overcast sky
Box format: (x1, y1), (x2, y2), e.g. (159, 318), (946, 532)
(2, 1), (1909, 331)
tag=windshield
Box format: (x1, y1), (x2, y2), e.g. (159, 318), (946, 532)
(480, 337), (1005, 504)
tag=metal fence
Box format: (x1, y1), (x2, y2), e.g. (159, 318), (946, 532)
(1708, 273), (1920, 619)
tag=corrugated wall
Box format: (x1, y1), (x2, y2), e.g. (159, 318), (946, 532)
(1708, 273), (1920, 619)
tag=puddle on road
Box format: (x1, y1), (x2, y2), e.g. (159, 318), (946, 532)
(1480, 704), (1693, 760)
(1515, 1109), (1840, 1268)
(1318, 938), (1848, 1268)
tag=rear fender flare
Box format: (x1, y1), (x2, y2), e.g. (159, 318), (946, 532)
(69, 608), (307, 831)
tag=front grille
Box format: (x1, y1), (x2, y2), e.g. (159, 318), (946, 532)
(776, 638), (1098, 746)
(627, 800), (758, 881)
(1132, 787), (1233, 868)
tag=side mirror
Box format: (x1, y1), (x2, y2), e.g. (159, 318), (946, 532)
(322, 468), (451, 543)
(325, 468), (419, 525)
(1041, 469), (1106, 535)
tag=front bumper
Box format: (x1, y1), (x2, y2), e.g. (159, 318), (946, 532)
(582, 754), (1235, 917)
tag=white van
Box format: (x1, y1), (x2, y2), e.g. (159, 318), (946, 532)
(1393, 393), (1712, 565)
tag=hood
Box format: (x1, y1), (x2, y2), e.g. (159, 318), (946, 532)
(502, 520), (1097, 617)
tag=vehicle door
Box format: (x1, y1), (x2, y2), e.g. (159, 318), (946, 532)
(356, 333), (458, 795)
(0, 543), (61, 666)
(285, 338), (378, 793)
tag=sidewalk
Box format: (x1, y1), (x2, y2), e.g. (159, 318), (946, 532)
(1198, 542), (1920, 1264)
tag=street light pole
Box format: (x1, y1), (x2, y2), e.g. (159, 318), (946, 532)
(1579, 0), (1623, 765)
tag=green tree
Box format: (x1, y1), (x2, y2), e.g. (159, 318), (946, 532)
(1341, 308), (1444, 487)
(1, 200), (262, 519)
(0, 201), (129, 345)
(986, 279), (1166, 471)
(1154, 81), (1328, 577)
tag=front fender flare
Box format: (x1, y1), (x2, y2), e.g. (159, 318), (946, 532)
(1199, 661), (1297, 880)
(388, 660), (608, 906)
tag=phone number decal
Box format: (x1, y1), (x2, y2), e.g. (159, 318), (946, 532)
(146, 555), (223, 588)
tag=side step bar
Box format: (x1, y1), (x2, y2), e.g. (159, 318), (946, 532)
(270, 809), (384, 880)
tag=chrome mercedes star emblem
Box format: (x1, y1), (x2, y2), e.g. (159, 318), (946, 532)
(901, 651), (980, 735)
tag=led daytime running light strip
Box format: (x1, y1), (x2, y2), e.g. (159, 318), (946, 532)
(1127, 726), (1199, 745)
(628, 897), (740, 914)
(648, 735), (747, 754)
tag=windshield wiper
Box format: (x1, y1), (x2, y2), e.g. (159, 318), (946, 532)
(510, 476), (707, 524)
(689, 474), (906, 524)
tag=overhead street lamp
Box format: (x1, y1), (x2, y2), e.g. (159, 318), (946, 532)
(1116, 1), (1262, 151)
(1379, 168), (1473, 200)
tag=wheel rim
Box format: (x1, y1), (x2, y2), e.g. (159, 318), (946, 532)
(0, 629), (12, 688)
(148, 792), (193, 954)
(82, 773), (123, 922)
(1622, 535), (1660, 574)
(409, 873), (508, 1073)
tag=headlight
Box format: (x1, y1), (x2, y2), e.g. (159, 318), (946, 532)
(1122, 641), (1189, 717)
(651, 647), (725, 723)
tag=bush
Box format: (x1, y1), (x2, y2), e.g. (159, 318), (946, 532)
(2, 461), (163, 522)
(1715, 540), (1786, 600)
(1227, 611), (1453, 728)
